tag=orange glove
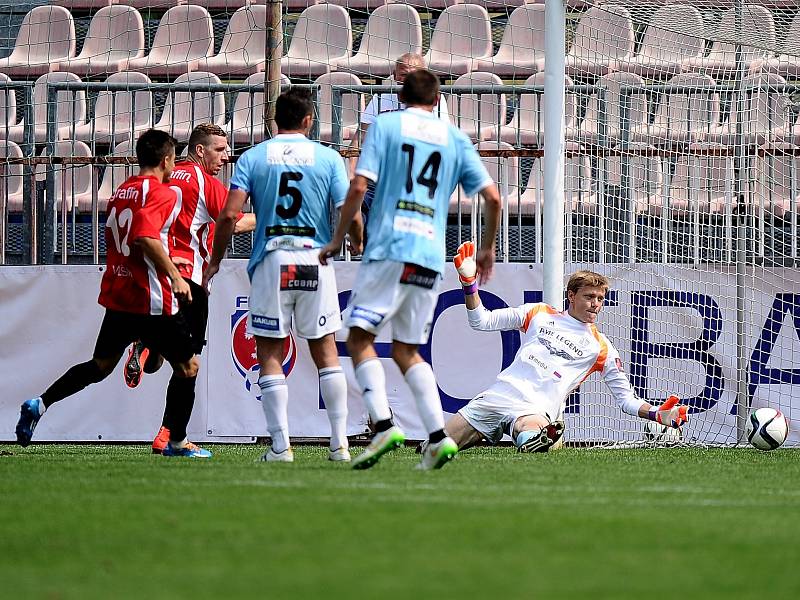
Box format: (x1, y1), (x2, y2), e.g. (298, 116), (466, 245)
(453, 241), (477, 286)
(651, 395), (689, 428)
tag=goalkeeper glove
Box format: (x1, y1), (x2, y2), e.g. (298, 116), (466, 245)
(649, 395), (689, 428)
(453, 241), (477, 289)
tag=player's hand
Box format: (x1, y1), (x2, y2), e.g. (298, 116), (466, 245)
(172, 276), (192, 304)
(347, 235), (363, 257)
(653, 395), (689, 428)
(475, 247), (495, 285)
(201, 262), (219, 295)
(319, 241), (341, 265)
(453, 241), (477, 286)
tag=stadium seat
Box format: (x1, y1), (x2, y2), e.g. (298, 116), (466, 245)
(472, 4), (546, 78)
(424, 5), (493, 77)
(747, 148), (800, 218)
(93, 140), (136, 214)
(0, 73), (19, 141)
(117, 0), (187, 8)
(0, 140), (24, 213)
(639, 72), (720, 146)
(331, 4), (423, 79)
(564, 5), (633, 77)
(195, 5), (267, 77)
(447, 72), (507, 142)
(72, 72), (153, 147)
(154, 72), (226, 142)
(492, 73), (577, 146)
(326, 0), (389, 11)
(56, 5), (145, 77)
(315, 72), (363, 144)
(520, 144), (595, 215)
(681, 5), (775, 77)
(706, 73), (789, 147)
(279, 0), (319, 11)
(122, 5), (214, 77)
(570, 72), (647, 147)
(616, 4), (704, 79)
(450, 141), (520, 215)
(0, 6), (75, 77)
(6, 72), (87, 144)
(226, 72), (290, 147)
(38, 140), (94, 213)
(750, 11), (800, 77)
(664, 148), (735, 216)
(52, 0), (115, 10)
(280, 4), (352, 78)
(602, 143), (663, 214)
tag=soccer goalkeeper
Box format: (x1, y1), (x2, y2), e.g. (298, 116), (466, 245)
(444, 242), (689, 452)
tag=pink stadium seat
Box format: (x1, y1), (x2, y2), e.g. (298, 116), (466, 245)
(226, 72), (290, 146)
(603, 143), (664, 214)
(331, 4), (423, 79)
(0, 73), (19, 140)
(681, 5), (775, 77)
(750, 12), (800, 77)
(638, 72), (720, 146)
(7, 73), (87, 144)
(747, 148), (800, 218)
(56, 6), (145, 77)
(424, 5), (493, 77)
(664, 148), (735, 216)
(450, 141), (520, 215)
(447, 72), (507, 142)
(472, 4), (546, 78)
(38, 140), (94, 213)
(616, 4), (704, 79)
(571, 72), (647, 147)
(122, 6), (214, 77)
(276, 0), (319, 11)
(564, 5), (634, 77)
(196, 6), (267, 77)
(315, 72), (363, 144)
(0, 140), (24, 213)
(0, 6), (75, 77)
(154, 72), (226, 142)
(492, 73), (577, 147)
(280, 4), (352, 78)
(520, 144), (595, 215)
(93, 140), (136, 214)
(326, 0), (389, 11)
(52, 0), (114, 9)
(72, 72), (153, 147)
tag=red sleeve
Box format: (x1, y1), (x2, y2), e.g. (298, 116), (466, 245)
(130, 186), (177, 242)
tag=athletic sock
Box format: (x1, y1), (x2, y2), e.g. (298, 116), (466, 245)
(428, 429), (446, 444)
(319, 366), (348, 450)
(163, 375), (197, 442)
(41, 359), (106, 408)
(259, 374), (290, 453)
(354, 358), (392, 424)
(404, 362), (445, 436)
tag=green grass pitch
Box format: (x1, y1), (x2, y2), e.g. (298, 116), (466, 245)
(2, 444), (799, 599)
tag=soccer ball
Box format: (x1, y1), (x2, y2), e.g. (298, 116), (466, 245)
(746, 407), (789, 451)
(643, 420), (683, 445)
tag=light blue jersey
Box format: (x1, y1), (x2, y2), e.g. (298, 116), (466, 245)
(355, 107), (492, 274)
(230, 133), (349, 278)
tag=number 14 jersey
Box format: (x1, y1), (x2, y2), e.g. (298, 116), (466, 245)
(229, 133), (349, 279)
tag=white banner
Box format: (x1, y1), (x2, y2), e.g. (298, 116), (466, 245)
(1, 262), (799, 445)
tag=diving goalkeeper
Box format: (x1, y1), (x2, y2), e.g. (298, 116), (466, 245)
(444, 242), (689, 452)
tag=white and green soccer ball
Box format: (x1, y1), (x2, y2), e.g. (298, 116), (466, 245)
(746, 407), (789, 451)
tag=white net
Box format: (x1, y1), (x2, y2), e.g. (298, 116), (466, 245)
(0, 1), (798, 445)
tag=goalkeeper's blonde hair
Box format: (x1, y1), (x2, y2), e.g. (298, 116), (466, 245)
(567, 271), (610, 295)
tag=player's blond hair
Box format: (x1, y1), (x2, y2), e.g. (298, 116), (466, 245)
(567, 270), (610, 295)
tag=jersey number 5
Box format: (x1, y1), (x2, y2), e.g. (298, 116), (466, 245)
(106, 206), (133, 256)
(401, 143), (441, 199)
(277, 172), (303, 219)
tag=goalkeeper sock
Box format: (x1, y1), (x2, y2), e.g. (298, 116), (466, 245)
(258, 374), (290, 453)
(354, 358), (392, 424)
(319, 366), (348, 450)
(404, 362), (445, 436)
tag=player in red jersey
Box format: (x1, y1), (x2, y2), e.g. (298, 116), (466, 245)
(121, 123), (255, 453)
(14, 129), (212, 458)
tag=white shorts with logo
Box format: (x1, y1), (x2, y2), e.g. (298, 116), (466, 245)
(344, 259), (440, 345)
(458, 390), (555, 444)
(248, 248), (341, 339)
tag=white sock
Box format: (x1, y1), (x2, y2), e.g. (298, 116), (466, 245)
(354, 358), (392, 423)
(404, 362), (445, 436)
(319, 366), (348, 451)
(258, 374), (290, 453)
(34, 397), (46, 415)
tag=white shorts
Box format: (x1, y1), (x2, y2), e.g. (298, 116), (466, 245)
(344, 260), (440, 345)
(247, 248), (341, 339)
(458, 390), (554, 444)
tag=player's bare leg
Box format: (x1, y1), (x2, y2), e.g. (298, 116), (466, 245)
(512, 414), (565, 453)
(443, 413), (486, 451)
(347, 327), (404, 469)
(308, 334), (349, 462)
(253, 336), (293, 463)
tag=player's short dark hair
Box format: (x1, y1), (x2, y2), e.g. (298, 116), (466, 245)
(275, 88), (313, 131)
(400, 70), (439, 107)
(187, 123), (227, 154)
(567, 270), (610, 295)
(136, 129), (177, 168)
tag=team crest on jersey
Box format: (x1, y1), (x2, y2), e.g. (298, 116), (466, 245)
(231, 303), (296, 401)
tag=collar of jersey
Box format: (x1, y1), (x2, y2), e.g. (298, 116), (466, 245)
(405, 107), (437, 117)
(273, 133), (307, 140)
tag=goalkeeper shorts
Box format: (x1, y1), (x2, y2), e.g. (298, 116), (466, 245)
(459, 390), (555, 444)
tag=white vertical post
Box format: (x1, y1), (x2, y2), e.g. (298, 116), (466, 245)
(543, 0), (566, 309)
